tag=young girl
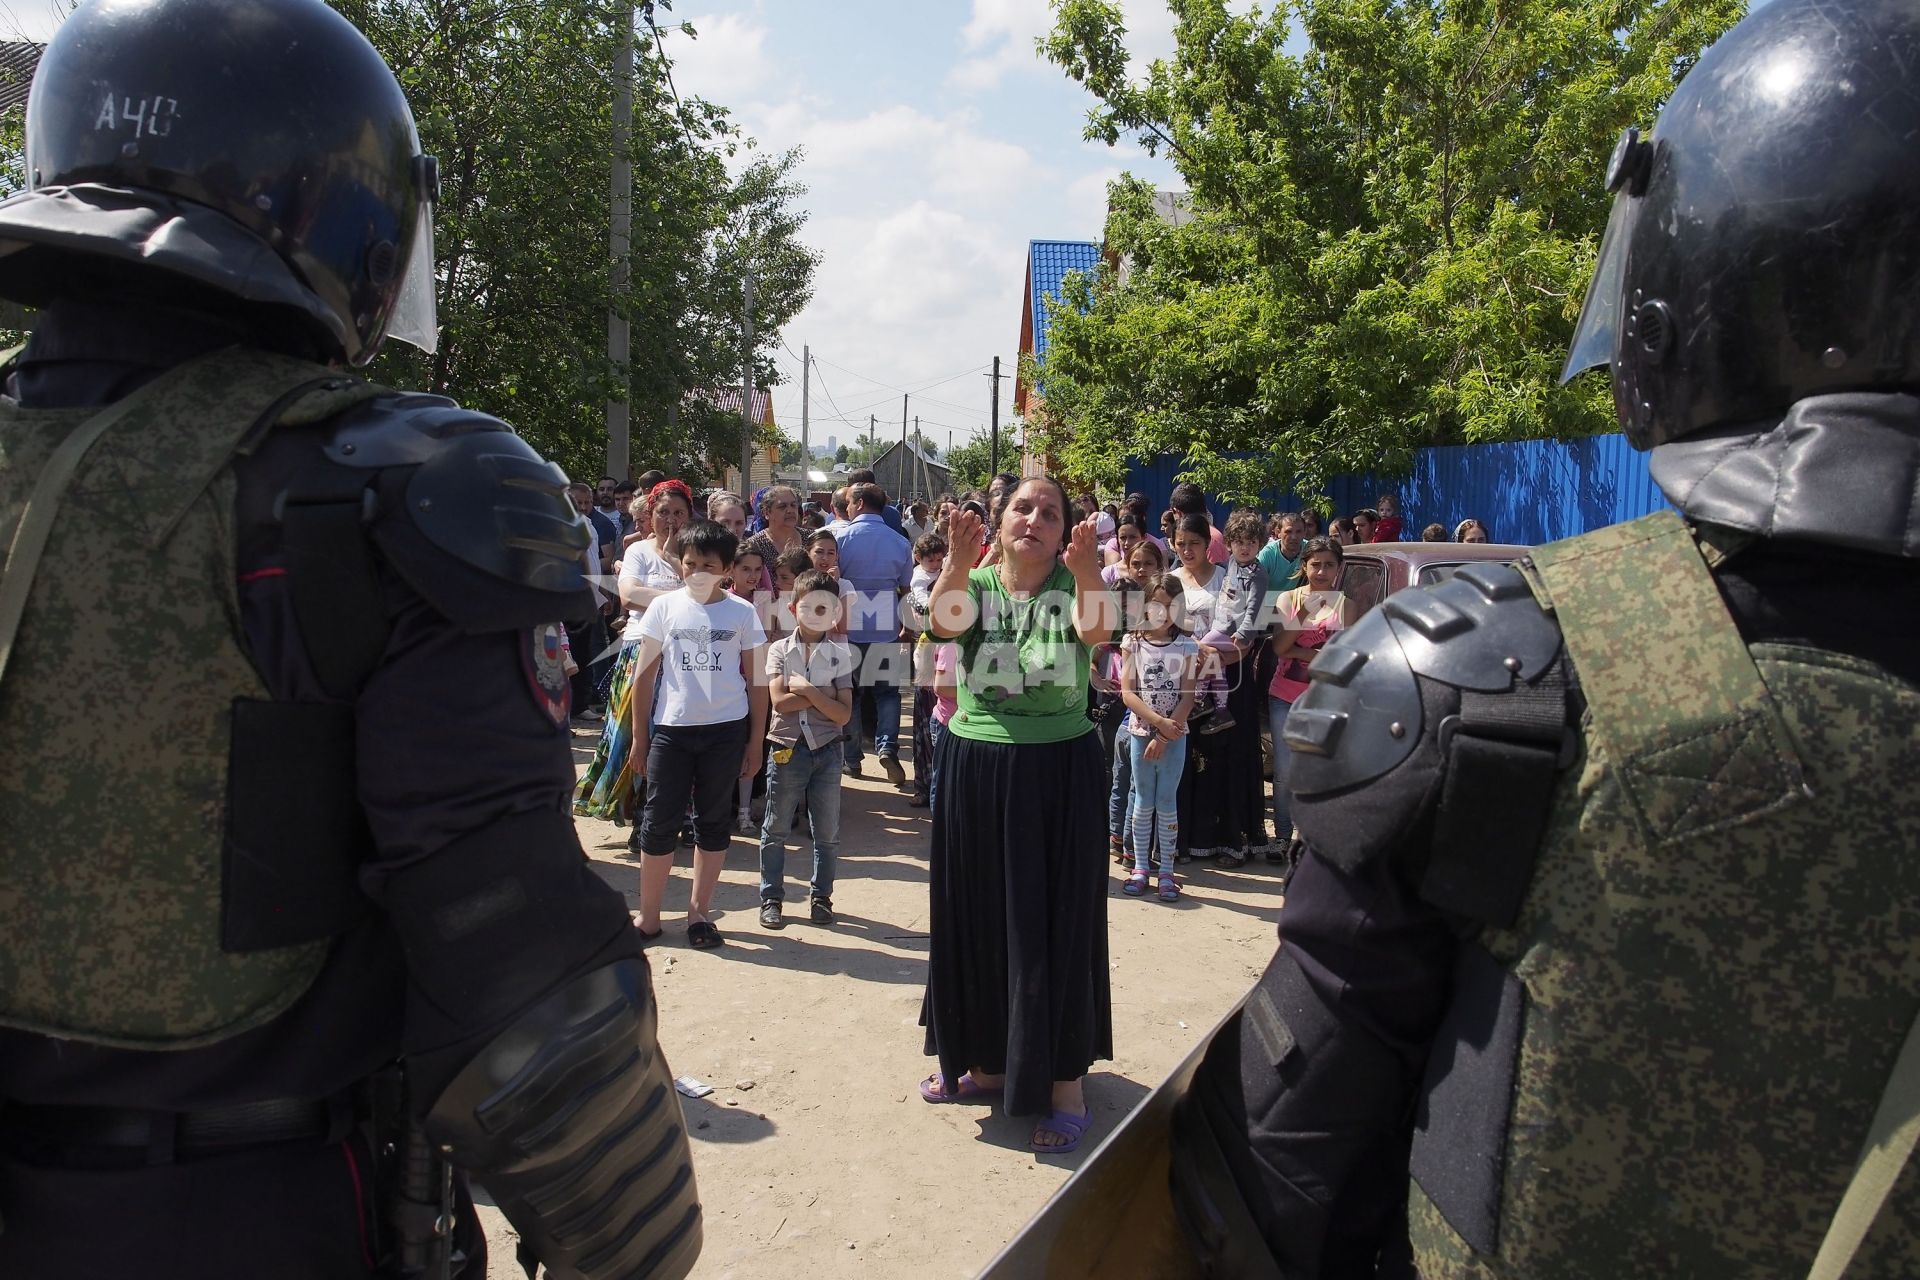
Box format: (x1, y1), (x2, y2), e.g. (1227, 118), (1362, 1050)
(804, 528), (854, 638)
(730, 546), (766, 600)
(1118, 573), (1197, 902)
(730, 544), (771, 833)
(1107, 538), (1172, 863)
(1269, 537), (1358, 875)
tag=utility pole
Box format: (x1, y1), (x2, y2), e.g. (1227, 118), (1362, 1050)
(605, 3), (635, 481)
(868, 414), (876, 465)
(900, 395), (909, 496)
(740, 271), (755, 492)
(988, 355), (1002, 478)
(799, 344), (810, 480)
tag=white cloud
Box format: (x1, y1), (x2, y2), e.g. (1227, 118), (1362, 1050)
(658, 12), (778, 105)
(949, 0), (1180, 91)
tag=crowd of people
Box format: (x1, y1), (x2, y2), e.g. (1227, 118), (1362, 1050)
(556, 462), (1489, 1151)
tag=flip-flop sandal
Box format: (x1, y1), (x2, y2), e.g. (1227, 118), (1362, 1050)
(919, 1072), (1002, 1104)
(634, 925), (663, 943)
(687, 920), (722, 949)
(1029, 1107), (1091, 1154)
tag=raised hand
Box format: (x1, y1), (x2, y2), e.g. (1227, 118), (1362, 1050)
(947, 508), (985, 572)
(1062, 514), (1103, 578)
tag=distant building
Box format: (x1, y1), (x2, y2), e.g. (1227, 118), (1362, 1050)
(865, 440), (949, 506)
(690, 386), (778, 494)
(1013, 239), (1101, 478)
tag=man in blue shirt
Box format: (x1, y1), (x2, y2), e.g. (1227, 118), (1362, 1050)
(834, 482), (913, 783)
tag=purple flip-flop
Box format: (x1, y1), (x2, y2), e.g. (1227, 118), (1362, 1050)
(919, 1072), (1001, 1104)
(1030, 1106), (1092, 1154)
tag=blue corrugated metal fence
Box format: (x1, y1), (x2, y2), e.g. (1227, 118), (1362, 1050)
(1123, 433), (1667, 546)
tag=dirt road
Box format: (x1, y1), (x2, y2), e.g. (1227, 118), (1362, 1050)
(480, 741), (1285, 1278)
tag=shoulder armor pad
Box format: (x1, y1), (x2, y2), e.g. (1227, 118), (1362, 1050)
(318, 394), (591, 630)
(1286, 564), (1563, 795)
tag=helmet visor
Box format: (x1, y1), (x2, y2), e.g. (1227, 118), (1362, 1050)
(384, 200), (439, 356)
(1559, 193), (1637, 384)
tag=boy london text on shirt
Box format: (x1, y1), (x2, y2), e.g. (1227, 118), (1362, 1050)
(635, 589), (767, 727)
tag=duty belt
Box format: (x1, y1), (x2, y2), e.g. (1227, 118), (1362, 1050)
(2, 1095), (345, 1168)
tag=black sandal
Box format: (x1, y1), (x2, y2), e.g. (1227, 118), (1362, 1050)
(1216, 849), (1248, 869)
(687, 920), (723, 949)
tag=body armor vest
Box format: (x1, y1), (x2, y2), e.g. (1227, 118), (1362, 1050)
(1409, 513), (1920, 1277)
(0, 348), (377, 1049)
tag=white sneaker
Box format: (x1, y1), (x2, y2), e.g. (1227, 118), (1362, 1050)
(736, 806), (755, 834)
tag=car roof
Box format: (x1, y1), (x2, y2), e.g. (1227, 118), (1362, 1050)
(1341, 541), (1530, 564)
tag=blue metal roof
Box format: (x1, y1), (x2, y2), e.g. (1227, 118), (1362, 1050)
(1029, 240), (1101, 365)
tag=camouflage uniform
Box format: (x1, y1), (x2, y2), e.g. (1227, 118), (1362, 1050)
(0, 2), (699, 1277)
(1159, 0), (1920, 1275)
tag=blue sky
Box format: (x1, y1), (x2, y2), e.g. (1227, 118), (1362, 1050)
(657, 0), (1190, 456)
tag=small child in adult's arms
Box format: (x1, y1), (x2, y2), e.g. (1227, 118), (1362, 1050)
(1189, 508), (1269, 735)
(627, 520), (769, 949)
(1119, 572), (1197, 902)
(758, 569), (855, 929)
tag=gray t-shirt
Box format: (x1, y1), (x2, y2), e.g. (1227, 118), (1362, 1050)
(765, 633), (857, 749)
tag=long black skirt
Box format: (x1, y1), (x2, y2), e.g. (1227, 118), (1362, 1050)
(920, 728), (1113, 1117)
(1178, 653), (1269, 855)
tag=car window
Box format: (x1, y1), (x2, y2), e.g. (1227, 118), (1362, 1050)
(1339, 560), (1386, 616)
(1416, 559), (1513, 587)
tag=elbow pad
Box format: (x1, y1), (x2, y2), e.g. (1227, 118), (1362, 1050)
(423, 960), (701, 1280)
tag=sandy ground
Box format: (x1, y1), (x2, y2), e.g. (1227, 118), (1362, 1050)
(479, 729), (1285, 1279)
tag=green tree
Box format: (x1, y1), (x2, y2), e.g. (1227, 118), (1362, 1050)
(1036, 0), (1744, 503)
(944, 435), (995, 493)
(834, 443), (850, 464)
(324, 1), (819, 481)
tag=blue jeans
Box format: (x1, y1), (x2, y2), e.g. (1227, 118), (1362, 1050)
(927, 717), (948, 811)
(1108, 734), (1133, 840)
(1269, 696), (1294, 843)
(1127, 730), (1187, 862)
(843, 641), (905, 766)
(759, 738), (843, 903)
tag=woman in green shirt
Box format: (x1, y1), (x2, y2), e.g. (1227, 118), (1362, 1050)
(915, 475), (1118, 1153)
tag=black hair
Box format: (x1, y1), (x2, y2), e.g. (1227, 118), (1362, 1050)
(635, 469), (666, 491)
(792, 568), (840, 601)
(1168, 482), (1209, 515)
(805, 526), (840, 547)
(1298, 535), (1344, 565)
(776, 547), (811, 579)
(1175, 512), (1213, 543)
(676, 519), (738, 567)
(913, 532), (948, 559)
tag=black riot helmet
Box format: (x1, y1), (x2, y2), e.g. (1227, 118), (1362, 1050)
(0, 0), (439, 365)
(1560, 0), (1920, 449)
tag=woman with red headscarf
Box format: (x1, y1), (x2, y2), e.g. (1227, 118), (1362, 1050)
(574, 479), (694, 821)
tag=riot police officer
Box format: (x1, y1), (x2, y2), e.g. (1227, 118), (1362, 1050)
(1168, 0), (1920, 1275)
(0, 1), (699, 1276)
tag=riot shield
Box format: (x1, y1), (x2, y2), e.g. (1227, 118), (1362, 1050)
(978, 1005), (1238, 1280)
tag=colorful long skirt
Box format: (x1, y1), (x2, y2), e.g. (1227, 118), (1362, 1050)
(573, 639), (643, 822)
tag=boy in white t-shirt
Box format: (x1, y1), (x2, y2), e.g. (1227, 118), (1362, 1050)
(629, 521), (769, 949)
